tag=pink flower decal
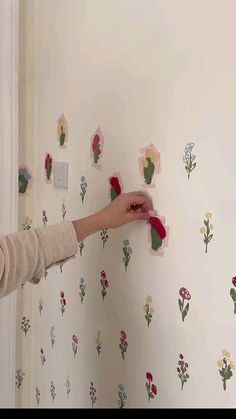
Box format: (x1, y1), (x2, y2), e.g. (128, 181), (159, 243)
(21, 317), (31, 337)
(145, 371), (158, 401)
(178, 287), (191, 322)
(230, 276), (236, 315)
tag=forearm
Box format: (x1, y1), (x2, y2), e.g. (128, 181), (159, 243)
(72, 211), (105, 242)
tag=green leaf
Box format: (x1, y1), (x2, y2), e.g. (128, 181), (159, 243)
(150, 393), (154, 399)
(182, 303), (190, 321)
(144, 159), (155, 185)
(145, 382), (149, 391)
(151, 227), (162, 251)
(19, 175), (28, 194)
(219, 370), (224, 377)
(59, 132), (65, 146)
(204, 220), (208, 228)
(178, 298), (183, 312)
(230, 288), (236, 301)
(207, 234), (213, 242)
(111, 187), (117, 201)
(190, 162), (196, 171)
(224, 369), (233, 380)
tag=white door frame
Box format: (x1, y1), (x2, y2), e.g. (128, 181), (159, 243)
(0, 0), (19, 408)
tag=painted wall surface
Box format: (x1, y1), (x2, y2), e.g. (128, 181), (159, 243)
(17, 0), (236, 408)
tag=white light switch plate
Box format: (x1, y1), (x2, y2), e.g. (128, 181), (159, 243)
(54, 162), (69, 189)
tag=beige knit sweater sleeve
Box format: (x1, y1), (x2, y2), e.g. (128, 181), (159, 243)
(0, 222), (78, 298)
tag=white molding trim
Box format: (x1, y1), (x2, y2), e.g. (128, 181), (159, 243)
(0, 0), (19, 408)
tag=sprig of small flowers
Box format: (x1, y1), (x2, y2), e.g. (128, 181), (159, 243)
(21, 317), (30, 337)
(177, 354), (190, 390)
(89, 382), (97, 407)
(35, 387), (40, 406)
(80, 176), (87, 204)
(65, 376), (71, 398)
(22, 216), (33, 230)
(39, 296), (43, 316)
(79, 240), (84, 256)
(79, 277), (86, 304)
(118, 384), (127, 408)
(61, 199), (66, 221)
(122, 240), (132, 271)
(100, 228), (109, 249)
(50, 381), (56, 403)
(95, 330), (102, 356)
(50, 326), (55, 348)
(183, 142), (196, 179)
(16, 368), (25, 389)
(40, 347), (46, 366)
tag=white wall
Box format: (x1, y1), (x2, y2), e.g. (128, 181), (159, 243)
(17, 0), (236, 408)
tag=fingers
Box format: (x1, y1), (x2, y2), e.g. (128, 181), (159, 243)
(125, 211), (149, 223)
(127, 193), (153, 213)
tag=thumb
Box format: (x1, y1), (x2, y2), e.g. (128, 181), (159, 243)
(126, 211), (149, 223)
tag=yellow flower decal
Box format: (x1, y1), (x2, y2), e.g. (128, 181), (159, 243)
(200, 212), (214, 253)
(218, 350), (234, 390)
(143, 295), (154, 327)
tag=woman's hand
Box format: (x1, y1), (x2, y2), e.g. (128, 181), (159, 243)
(72, 192), (152, 242)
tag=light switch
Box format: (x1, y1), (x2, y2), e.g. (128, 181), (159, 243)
(54, 162), (69, 189)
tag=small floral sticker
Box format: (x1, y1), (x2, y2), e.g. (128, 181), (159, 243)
(22, 216), (33, 230)
(217, 350), (235, 391)
(118, 384), (127, 409)
(45, 153), (53, 182)
(122, 240), (132, 271)
(19, 165), (32, 194)
(100, 270), (109, 300)
(139, 143), (161, 187)
(148, 213), (167, 253)
(50, 326), (55, 348)
(50, 381), (56, 403)
(91, 127), (104, 168)
(65, 375), (71, 398)
(36, 387), (40, 406)
(59, 264), (63, 273)
(145, 372), (158, 401)
(79, 240), (84, 256)
(95, 330), (102, 357)
(119, 330), (128, 360)
(89, 382), (97, 407)
(178, 287), (191, 322)
(57, 114), (69, 148)
(72, 334), (78, 358)
(21, 317), (30, 337)
(61, 199), (66, 221)
(100, 228), (109, 249)
(60, 291), (66, 316)
(183, 142), (196, 179)
(200, 212), (214, 253)
(230, 277), (236, 315)
(16, 368), (25, 389)
(143, 295), (154, 327)
(39, 296), (43, 316)
(177, 354), (190, 390)
(42, 210), (48, 227)
(109, 175), (122, 201)
(80, 176), (87, 204)
(79, 277), (86, 304)
(40, 347), (46, 366)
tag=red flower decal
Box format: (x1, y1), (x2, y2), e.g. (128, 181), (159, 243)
(146, 372), (153, 382)
(151, 384), (157, 395)
(149, 216), (166, 240)
(60, 291), (64, 298)
(232, 277), (236, 287)
(110, 176), (121, 197)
